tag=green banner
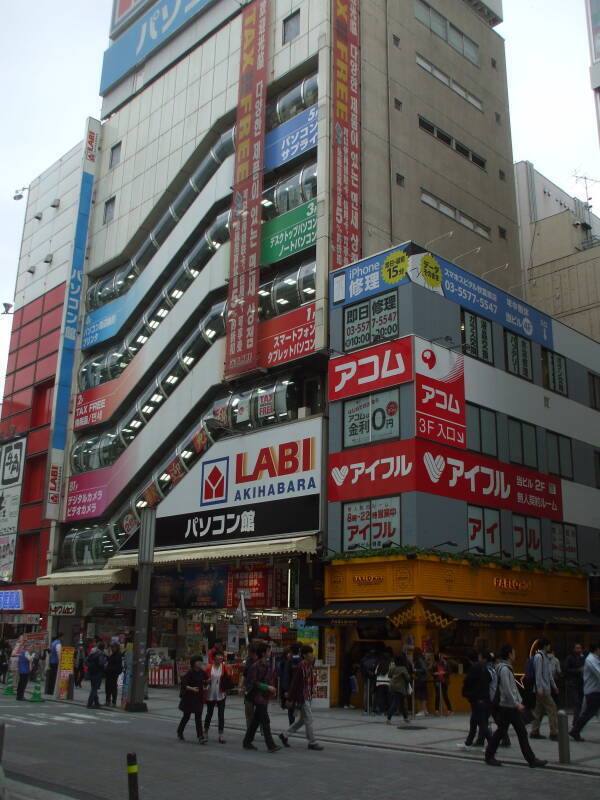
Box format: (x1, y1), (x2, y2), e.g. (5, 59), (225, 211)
(260, 200), (317, 265)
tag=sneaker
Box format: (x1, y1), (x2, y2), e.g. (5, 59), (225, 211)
(528, 759), (547, 768)
(343, 705), (355, 709)
(529, 732), (546, 739)
(456, 743), (468, 750)
(279, 733), (290, 748)
(569, 730), (584, 742)
(308, 743), (324, 750)
(485, 757), (502, 767)
(268, 745), (281, 753)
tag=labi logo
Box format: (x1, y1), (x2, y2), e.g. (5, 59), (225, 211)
(201, 458), (228, 506)
(423, 452), (445, 483)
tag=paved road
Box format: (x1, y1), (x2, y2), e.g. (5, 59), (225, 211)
(1, 697), (599, 800)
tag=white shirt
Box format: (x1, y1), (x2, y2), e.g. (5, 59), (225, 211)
(208, 664), (225, 701)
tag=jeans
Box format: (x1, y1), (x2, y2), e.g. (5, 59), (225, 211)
(105, 674), (119, 705)
(434, 682), (452, 713)
(374, 685), (389, 714)
(285, 701), (316, 744)
(87, 674), (103, 707)
(531, 693), (558, 736)
(204, 698), (226, 734)
(17, 674), (29, 700)
(243, 703), (276, 749)
(571, 691), (600, 736)
(465, 699), (492, 745)
(178, 711), (203, 739)
(47, 663), (58, 694)
(486, 706), (537, 765)
(387, 691), (408, 721)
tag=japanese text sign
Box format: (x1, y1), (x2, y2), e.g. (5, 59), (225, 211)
(414, 337), (466, 449)
(328, 337), (413, 401)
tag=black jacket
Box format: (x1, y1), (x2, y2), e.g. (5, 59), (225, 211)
(563, 653), (585, 688)
(462, 662), (491, 702)
(106, 650), (123, 676)
(178, 669), (208, 713)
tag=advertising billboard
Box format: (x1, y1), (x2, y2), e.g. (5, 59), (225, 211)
(414, 337), (466, 449)
(328, 337), (413, 402)
(264, 104), (318, 171)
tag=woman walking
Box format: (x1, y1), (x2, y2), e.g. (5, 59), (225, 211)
(177, 656), (209, 743)
(386, 654), (411, 724)
(432, 652), (453, 715)
(203, 651), (232, 743)
(413, 648), (429, 716)
(105, 642), (123, 706)
(374, 654), (391, 715)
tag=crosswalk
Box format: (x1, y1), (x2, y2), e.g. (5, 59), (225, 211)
(0, 709), (132, 728)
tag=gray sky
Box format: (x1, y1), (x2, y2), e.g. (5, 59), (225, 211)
(0, 0), (598, 402)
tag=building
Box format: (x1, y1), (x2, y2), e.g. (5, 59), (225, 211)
(514, 160), (600, 343)
(587, 0), (600, 143)
(1, 0), (598, 705)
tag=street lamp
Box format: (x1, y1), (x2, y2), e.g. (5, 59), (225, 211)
(424, 230), (454, 248)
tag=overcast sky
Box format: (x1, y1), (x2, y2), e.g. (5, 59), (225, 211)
(0, 0), (598, 403)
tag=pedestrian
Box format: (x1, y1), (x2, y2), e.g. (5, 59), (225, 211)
(432, 652), (453, 715)
(563, 643), (585, 726)
(374, 653), (391, 715)
(240, 643), (259, 730)
(340, 647), (358, 709)
(529, 637), (559, 740)
(280, 644), (301, 724)
(360, 647), (377, 713)
(386, 653), (411, 724)
(177, 655), (209, 743)
(242, 643), (280, 752)
(0, 639), (10, 683)
(47, 632), (62, 694)
(86, 641), (107, 709)
(203, 650), (233, 743)
(16, 646), (32, 700)
(460, 651), (492, 748)
(207, 638), (225, 665)
(484, 643), (547, 768)
(412, 647), (429, 716)
(569, 640), (600, 741)
(105, 642), (123, 706)
(279, 644), (323, 750)
(74, 643), (86, 688)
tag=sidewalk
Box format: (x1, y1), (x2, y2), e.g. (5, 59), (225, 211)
(25, 682), (600, 775)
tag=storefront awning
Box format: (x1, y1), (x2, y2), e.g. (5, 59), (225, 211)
(425, 600), (539, 625)
(530, 607), (600, 627)
(306, 600), (413, 626)
(106, 534), (318, 569)
(36, 568), (131, 587)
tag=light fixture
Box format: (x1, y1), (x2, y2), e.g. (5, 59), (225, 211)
(26, 266), (36, 275)
(2, 303), (13, 315)
(34, 212), (42, 221)
(424, 230), (454, 248)
(50, 198), (60, 208)
(452, 246), (481, 263)
(13, 187), (28, 201)
(481, 262), (509, 279)
(43, 254), (53, 264)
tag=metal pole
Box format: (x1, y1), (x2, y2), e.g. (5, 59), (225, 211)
(557, 710), (570, 764)
(125, 508), (155, 713)
(0, 721), (5, 762)
(127, 752), (140, 800)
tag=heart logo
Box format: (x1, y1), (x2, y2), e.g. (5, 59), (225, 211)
(331, 466), (349, 486)
(423, 452), (445, 483)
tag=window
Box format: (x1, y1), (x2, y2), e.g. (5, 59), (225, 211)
(343, 390), (400, 448)
(542, 349), (568, 396)
(343, 290), (399, 351)
(31, 380), (54, 427)
(495, 111), (502, 124)
(504, 330), (532, 380)
(103, 196), (115, 224)
(395, 173), (405, 187)
(589, 372), (600, 410)
(414, 1), (479, 65)
(392, 34), (400, 47)
(466, 404), (497, 456)
(343, 497), (401, 551)
(499, 169), (506, 181)
(415, 54), (483, 110)
(508, 418), (538, 469)
(418, 116), (486, 170)
(12, 533), (40, 582)
(491, 57), (497, 69)
(422, 190), (490, 239)
(512, 515), (542, 562)
(467, 505), (500, 555)
(394, 97), (403, 110)
(462, 310), (494, 364)
(109, 142), (122, 169)
(546, 432), (573, 479)
(552, 522), (577, 565)
(22, 454), (47, 503)
(283, 10), (300, 44)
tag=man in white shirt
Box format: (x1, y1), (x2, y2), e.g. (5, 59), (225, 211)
(569, 641), (600, 742)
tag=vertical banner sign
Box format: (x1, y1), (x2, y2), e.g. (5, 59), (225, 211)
(224, 0), (270, 379)
(58, 646), (75, 700)
(414, 337), (466, 449)
(331, 0), (361, 271)
(46, 118), (101, 520)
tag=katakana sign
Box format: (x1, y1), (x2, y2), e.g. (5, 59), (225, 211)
(260, 200), (317, 265)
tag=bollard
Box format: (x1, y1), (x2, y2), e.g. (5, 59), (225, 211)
(127, 752), (140, 800)
(3, 672), (14, 697)
(557, 710), (570, 764)
(28, 674), (44, 703)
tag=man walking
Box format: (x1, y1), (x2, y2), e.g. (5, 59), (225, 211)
(46, 632), (62, 694)
(529, 638), (558, 741)
(484, 644), (546, 768)
(563, 642), (585, 727)
(569, 641), (600, 741)
(279, 645), (323, 751)
(242, 643), (280, 752)
(16, 646), (32, 700)
(86, 642), (107, 709)
(460, 651), (492, 748)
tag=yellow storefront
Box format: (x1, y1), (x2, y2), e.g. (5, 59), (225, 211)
(309, 555), (597, 710)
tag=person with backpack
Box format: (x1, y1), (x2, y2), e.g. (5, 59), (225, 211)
(86, 641), (107, 709)
(529, 637), (559, 740)
(484, 643), (546, 768)
(460, 651), (492, 748)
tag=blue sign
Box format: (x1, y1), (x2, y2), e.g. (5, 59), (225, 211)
(100, 0), (216, 94)
(82, 289), (141, 349)
(330, 244), (554, 349)
(0, 589), (23, 610)
(264, 105), (318, 171)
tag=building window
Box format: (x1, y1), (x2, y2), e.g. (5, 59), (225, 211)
(395, 173), (405, 186)
(542, 349), (568, 396)
(512, 515), (542, 562)
(414, 0), (479, 65)
(421, 190), (490, 240)
(109, 142), (122, 169)
(283, 10), (300, 44)
(546, 432), (573, 479)
(343, 390), (400, 448)
(343, 496), (401, 551)
(418, 116), (486, 169)
(589, 371), (600, 410)
(103, 196), (116, 224)
(495, 111), (502, 124)
(462, 309), (494, 364)
(415, 53), (483, 110)
(343, 290), (399, 352)
(504, 330), (532, 381)
(508, 418), (538, 469)
(467, 505), (500, 555)
(498, 226), (507, 240)
(392, 34), (400, 47)
(552, 522), (577, 565)
(466, 403), (497, 456)
(499, 169), (506, 181)
(31, 380), (54, 427)
(491, 57), (497, 69)
(394, 97), (403, 110)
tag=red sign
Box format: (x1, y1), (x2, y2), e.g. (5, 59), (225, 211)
(329, 440), (416, 502)
(74, 381), (124, 430)
(328, 337), (413, 402)
(224, 0), (270, 378)
(330, 0), (361, 271)
(258, 303), (316, 368)
(226, 564), (273, 608)
(414, 339), (466, 449)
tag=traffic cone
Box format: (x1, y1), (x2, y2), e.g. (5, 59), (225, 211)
(28, 673), (44, 703)
(3, 669), (15, 696)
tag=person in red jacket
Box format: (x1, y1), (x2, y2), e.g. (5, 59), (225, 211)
(242, 643), (280, 752)
(207, 639), (224, 665)
(203, 651), (232, 743)
(279, 645), (323, 750)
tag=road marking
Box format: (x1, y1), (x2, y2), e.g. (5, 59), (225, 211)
(1, 715), (46, 726)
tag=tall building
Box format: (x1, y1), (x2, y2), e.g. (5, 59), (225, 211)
(2, 1), (599, 708)
(587, 0), (600, 142)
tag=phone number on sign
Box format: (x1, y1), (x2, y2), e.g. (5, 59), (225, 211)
(443, 280), (498, 314)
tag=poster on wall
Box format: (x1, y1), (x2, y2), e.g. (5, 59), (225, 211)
(414, 337), (466, 450)
(0, 437), (26, 570)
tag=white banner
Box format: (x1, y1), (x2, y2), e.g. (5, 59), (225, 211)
(0, 437), (26, 537)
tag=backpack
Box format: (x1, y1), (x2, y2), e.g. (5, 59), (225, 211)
(86, 651), (107, 673)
